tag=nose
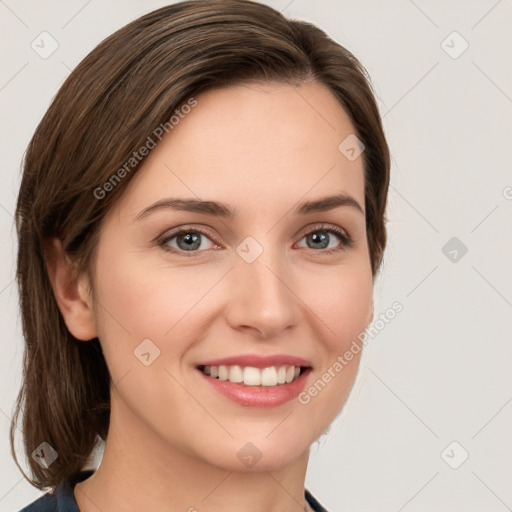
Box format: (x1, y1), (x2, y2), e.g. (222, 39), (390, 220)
(225, 246), (300, 339)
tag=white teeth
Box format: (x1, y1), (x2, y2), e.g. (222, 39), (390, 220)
(218, 365), (229, 381)
(261, 367), (278, 386)
(200, 364), (305, 386)
(276, 366), (287, 384)
(243, 367), (261, 386)
(228, 365), (243, 383)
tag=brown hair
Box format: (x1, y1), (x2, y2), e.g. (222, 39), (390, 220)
(11, 0), (390, 492)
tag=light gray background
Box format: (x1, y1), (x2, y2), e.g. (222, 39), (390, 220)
(1, 1), (511, 511)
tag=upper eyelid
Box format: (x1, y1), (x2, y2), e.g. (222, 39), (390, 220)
(306, 222), (349, 237)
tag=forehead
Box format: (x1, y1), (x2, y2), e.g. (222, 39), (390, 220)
(112, 81), (365, 219)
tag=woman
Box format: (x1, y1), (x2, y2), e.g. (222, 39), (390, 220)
(12, 1), (390, 510)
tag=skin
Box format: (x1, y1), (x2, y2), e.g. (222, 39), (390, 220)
(47, 81), (374, 512)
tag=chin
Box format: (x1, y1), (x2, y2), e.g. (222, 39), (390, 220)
(209, 445), (308, 473)
(209, 430), (313, 472)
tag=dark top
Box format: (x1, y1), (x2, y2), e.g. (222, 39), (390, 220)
(19, 470), (329, 511)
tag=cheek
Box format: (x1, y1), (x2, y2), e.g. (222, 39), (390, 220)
(304, 263), (373, 350)
(296, 264), (372, 424)
(91, 249), (217, 367)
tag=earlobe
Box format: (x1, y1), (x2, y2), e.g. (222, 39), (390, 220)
(44, 237), (98, 341)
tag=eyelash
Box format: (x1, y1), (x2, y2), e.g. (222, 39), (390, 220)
(156, 223), (354, 258)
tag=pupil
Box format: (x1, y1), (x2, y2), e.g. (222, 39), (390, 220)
(179, 233), (200, 250)
(309, 232), (328, 249)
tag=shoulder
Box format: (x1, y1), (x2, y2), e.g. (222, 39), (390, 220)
(19, 487), (77, 512)
(19, 470), (94, 512)
(305, 489), (330, 512)
(20, 493), (58, 512)
(19, 492), (58, 512)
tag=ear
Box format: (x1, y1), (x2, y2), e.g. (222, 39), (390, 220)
(44, 237), (98, 341)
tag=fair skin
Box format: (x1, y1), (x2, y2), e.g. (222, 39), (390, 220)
(47, 81), (374, 512)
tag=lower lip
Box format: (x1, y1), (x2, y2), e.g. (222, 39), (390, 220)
(197, 368), (311, 408)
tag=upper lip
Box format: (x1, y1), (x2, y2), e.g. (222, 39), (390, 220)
(197, 354), (312, 369)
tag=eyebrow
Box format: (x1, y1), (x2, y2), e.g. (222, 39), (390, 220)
(135, 193), (364, 221)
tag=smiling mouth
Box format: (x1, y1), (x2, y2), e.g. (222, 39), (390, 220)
(197, 364), (311, 387)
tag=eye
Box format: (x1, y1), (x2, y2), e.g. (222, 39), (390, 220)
(157, 223), (353, 258)
(158, 226), (219, 257)
(296, 223), (353, 253)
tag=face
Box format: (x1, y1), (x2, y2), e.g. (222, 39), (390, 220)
(87, 81), (373, 471)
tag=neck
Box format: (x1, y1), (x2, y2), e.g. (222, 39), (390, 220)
(75, 395), (311, 512)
